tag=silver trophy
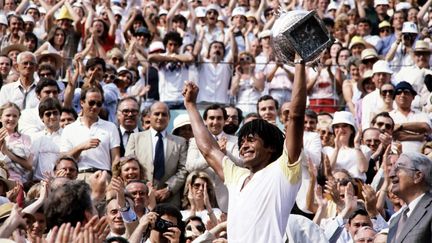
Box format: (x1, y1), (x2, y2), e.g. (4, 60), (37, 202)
(272, 10), (333, 65)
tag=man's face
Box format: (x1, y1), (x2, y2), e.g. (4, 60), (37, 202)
(205, 109), (225, 135)
(27, 9), (40, 21)
(38, 85), (59, 100)
(372, 116), (393, 135)
(357, 22), (370, 36)
(414, 51), (430, 68)
(55, 159), (78, 180)
(117, 100), (139, 130)
(362, 129), (380, 152)
(86, 64), (104, 81)
(60, 112), (76, 128)
(224, 107), (239, 135)
(80, 91), (103, 119)
(209, 42), (224, 59)
(372, 73), (391, 89)
(150, 214), (179, 242)
(353, 228), (376, 243)
(166, 40), (180, 54)
(126, 182), (148, 211)
(258, 99), (277, 124)
(9, 17), (22, 34)
(389, 155), (419, 199)
(349, 215), (372, 238)
(304, 115), (317, 132)
(42, 108), (60, 131)
(279, 102), (290, 124)
(239, 134), (273, 171)
(206, 9), (218, 25)
(150, 102), (169, 132)
(394, 89), (414, 110)
(106, 199), (126, 234)
(375, 4), (389, 15)
(392, 13), (405, 30)
(18, 54), (37, 78)
(232, 15), (246, 28)
(0, 56), (11, 76)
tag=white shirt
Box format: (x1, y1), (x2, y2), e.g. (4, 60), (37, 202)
(119, 126), (139, 148)
(197, 57), (232, 104)
(407, 193), (426, 218)
(361, 89), (384, 130)
(389, 109), (431, 153)
(18, 107), (45, 140)
(31, 129), (62, 180)
(0, 80), (39, 109)
(60, 117), (120, 171)
(149, 128), (167, 160)
(223, 145), (303, 242)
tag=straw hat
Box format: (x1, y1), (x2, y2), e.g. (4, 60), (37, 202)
(37, 50), (63, 69)
(413, 40), (431, 53)
(0, 44), (27, 56)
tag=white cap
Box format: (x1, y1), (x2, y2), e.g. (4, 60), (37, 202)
(0, 14), (7, 26)
(149, 41), (165, 53)
(332, 111), (356, 131)
(172, 114), (191, 133)
(22, 14), (34, 23)
(38, 7), (47, 14)
(401, 21), (418, 34)
(374, 0), (389, 7)
(195, 6), (206, 18)
(258, 29), (272, 39)
(111, 5), (123, 16)
(395, 2), (411, 11)
(159, 9), (168, 16)
(206, 4), (221, 15)
(231, 7), (246, 18)
(372, 60), (393, 74)
(327, 1), (338, 11)
(24, 4), (39, 14)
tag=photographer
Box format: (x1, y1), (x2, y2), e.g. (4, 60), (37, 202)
(385, 21), (418, 73)
(129, 203), (185, 243)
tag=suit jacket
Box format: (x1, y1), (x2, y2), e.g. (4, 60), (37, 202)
(186, 132), (241, 212)
(387, 192), (432, 243)
(118, 127), (142, 157)
(125, 130), (188, 207)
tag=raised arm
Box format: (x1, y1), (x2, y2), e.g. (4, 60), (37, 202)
(183, 82), (225, 181)
(285, 55), (306, 163)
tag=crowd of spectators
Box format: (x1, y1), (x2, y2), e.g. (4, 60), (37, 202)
(0, 0), (431, 242)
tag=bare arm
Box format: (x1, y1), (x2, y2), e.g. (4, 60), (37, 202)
(418, 0), (432, 27)
(183, 82), (225, 181)
(396, 122), (432, 134)
(342, 80), (356, 114)
(285, 56), (306, 162)
(15, 0), (29, 14)
(44, 0), (66, 31)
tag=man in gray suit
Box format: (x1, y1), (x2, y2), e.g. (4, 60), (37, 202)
(125, 101), (187, 207)
(186, 104), (241, 212)
(387, 152), (432, 243)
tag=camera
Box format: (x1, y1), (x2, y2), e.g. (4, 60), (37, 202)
(154, 218), (174, 233)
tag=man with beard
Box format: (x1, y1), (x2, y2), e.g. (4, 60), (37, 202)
(193, 26), (237, 106)
(223, 105), (243, 135)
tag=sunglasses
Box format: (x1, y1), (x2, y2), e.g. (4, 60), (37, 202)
(88, 100), (103, 107)
(104, 74), (117, 80)
(239, 56), (252, 63)
(111, 57), (124, 62)
(380, 89), (394, 96)
(206, 10), (218, 16)
(376, 122), (392, 130)
(44, 110), (59, 117)
(121, 109), (139, 115)
(395, 89), (413, 96)
(192, 182), (205, 189)
(380, 28), (391, 33)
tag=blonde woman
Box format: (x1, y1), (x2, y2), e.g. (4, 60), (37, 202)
(181, 170), (221, 226)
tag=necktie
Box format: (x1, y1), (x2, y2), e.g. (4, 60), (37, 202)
(154, 132), (165, 180)
(124, 130), (134, 147)
(395, 207), (410, 241)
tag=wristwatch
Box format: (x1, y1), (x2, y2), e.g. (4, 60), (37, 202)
(294, 59), (305, 64)
(119, 202), (130, 212)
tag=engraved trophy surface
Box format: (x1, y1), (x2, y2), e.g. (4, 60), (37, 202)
(272, 10), (334, 65)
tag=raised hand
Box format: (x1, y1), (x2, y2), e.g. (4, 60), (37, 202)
(362, 184), (378, 216)
(182, 81), (199, 105)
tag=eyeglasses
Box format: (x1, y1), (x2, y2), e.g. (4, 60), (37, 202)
(380, 28), (391, 33)
(365, 139), (380, 144)
(375, 122), (392, 130)
(104, 74), (117, 80)
(44, 110), (59, 117)
(380, 89), (394, 96)
(130, 190), (146, 196)
(88, 100), (103, 107)
(395, 89), (413, 96)
(121, 109), (139, 115)
(415, 51), (430, 56)
(206, 10), (218, 16)
(239, 56), (252, 63)
(352, 222), (371, 228)
(393, 163), (418, 173)
(111, 57), (124, 62)
(21, 61), (35, 66)
(192, 182), (205, 190)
